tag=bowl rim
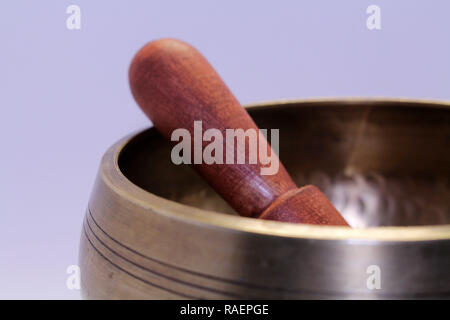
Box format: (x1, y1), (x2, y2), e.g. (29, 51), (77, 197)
(101, 97), (450, 242)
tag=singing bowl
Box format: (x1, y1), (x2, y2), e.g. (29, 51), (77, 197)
(80, 98), (450, 299)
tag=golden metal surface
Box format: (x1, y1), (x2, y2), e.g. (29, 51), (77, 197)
(80, 98), (450, 299)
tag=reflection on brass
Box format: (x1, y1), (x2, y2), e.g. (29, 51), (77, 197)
(80, 98), (450, 299)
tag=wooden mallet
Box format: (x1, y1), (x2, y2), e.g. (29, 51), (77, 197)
(129, 38), (349, 226)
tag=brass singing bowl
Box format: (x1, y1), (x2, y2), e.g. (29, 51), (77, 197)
(80, 98), (450, 299)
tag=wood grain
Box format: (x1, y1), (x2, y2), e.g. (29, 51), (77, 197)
(129, 38), (348, 226)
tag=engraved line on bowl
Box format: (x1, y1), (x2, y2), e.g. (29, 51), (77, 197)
(82, 220), (200, 299)
(85, 216), (249, 299)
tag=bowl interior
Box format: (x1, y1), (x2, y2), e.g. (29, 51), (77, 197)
(118, 100), (450, 228)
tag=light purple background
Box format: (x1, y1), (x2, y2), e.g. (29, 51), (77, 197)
(1, 0), (449, 299)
